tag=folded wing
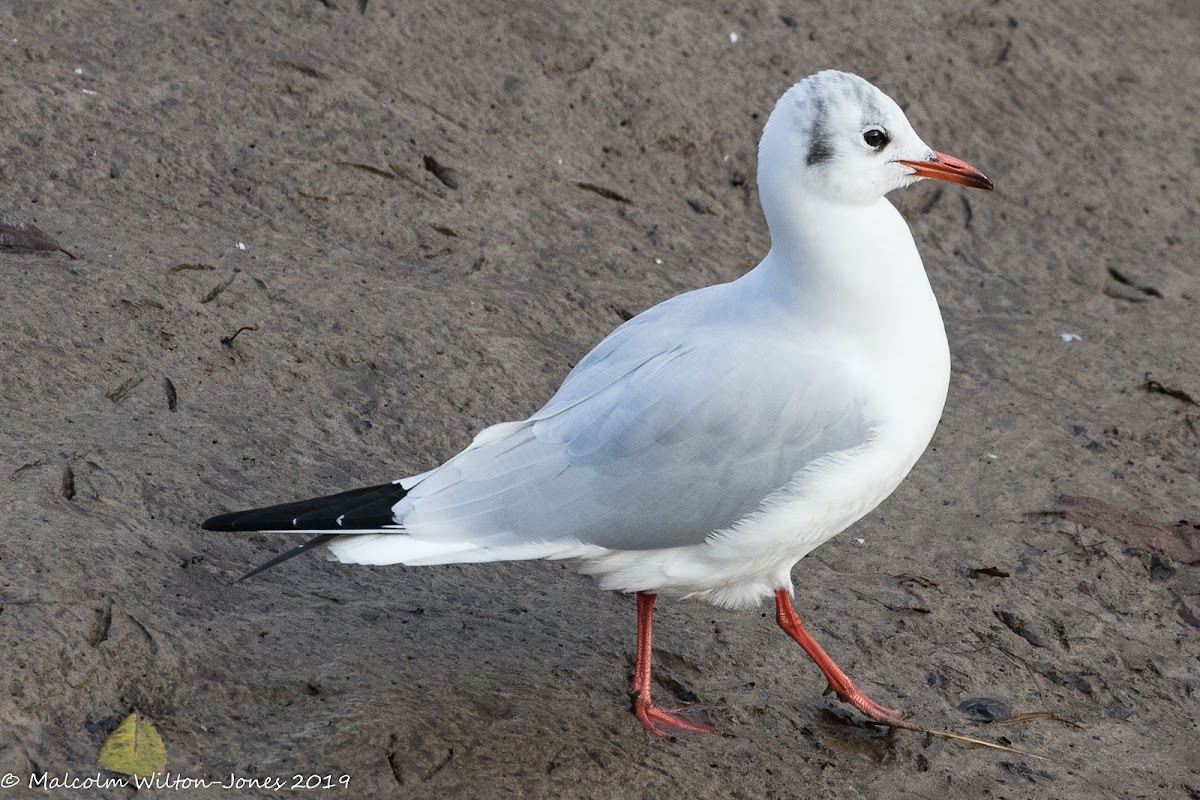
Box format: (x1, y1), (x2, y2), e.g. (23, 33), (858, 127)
(395, 312), (869, 552)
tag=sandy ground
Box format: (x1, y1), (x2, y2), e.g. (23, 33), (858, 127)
(1, 0), (1198, 797)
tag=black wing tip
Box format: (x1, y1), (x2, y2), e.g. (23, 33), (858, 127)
(200, 480), (411, 532)
(202, 509), (281, 531)
(203, 481), (412, 581)
(202, 512), (244, 531)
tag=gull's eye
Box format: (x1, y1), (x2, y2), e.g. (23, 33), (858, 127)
(862, 128), (889, 149)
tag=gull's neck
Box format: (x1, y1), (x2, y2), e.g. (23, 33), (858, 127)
(742, 179), (951, 444)
(744, 100), (942, 341)
(748, 187), (942, 345)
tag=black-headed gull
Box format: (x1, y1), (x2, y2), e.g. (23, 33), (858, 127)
(205, 70), (992, 737)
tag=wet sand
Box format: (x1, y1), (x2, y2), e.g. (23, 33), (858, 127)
(1, 0), (1198, 797)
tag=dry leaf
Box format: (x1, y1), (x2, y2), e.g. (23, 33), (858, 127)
(1058, 495), (1200, 564)
(1178, 599), (1200, 630)
(98, 711), (167, 778)
(0, 211), (75, 258)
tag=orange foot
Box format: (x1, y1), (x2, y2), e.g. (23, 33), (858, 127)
(630, 593), (720, 739)
(776, 588), (916, 730)
(633, 696), (718, 738)
(823, 680), (911, 728)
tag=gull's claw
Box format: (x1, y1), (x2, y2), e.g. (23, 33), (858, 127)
(634, 699), (719, 738)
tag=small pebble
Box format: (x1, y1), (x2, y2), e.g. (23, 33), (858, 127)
(958, 697), (1012, 722)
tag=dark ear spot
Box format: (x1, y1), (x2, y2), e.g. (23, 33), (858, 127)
(806, 131), (835, 166)
(803, 94), (835, 166)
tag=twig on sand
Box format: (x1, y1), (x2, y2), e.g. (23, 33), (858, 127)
(909, 724), (1049, 760)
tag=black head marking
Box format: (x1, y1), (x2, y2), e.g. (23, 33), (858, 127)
(803, 72), (888, 167)
(806, 128), (835, 166)
(805, 96), (835, 166)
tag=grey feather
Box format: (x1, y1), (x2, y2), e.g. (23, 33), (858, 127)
(394, 282), (871, 550)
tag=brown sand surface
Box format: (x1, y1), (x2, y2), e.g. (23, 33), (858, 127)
(2, 1), (1198, 797)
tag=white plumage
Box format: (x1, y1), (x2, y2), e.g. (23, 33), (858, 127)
(209, 70), (993, 736)
(319, 71), (966, 610)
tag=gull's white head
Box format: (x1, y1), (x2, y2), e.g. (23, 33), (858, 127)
(758, 70), (992, 208)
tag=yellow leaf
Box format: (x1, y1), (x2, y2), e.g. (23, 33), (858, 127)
(98, 711), (167, 778)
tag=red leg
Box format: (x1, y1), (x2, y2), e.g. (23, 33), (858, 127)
(774, 588), (915, 729)
(630, 592), (718, 737)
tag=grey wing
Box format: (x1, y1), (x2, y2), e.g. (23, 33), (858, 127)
(396, 325), (870, 551)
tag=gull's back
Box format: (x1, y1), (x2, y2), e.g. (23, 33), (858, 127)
(362, 277), (872, 557)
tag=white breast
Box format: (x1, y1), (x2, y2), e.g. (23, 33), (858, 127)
(570, 200), (952, 610)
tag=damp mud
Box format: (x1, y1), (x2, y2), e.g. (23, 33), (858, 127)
(1, 1), (1197, 797)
